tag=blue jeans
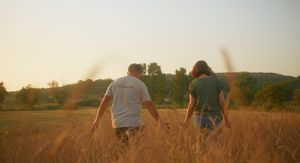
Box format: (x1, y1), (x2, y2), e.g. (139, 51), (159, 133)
(194, 115), (222, 131)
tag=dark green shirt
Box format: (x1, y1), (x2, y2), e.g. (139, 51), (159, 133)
(189, 77), (223, 117)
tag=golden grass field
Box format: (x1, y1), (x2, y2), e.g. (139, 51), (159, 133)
(0, 108), (299, 163)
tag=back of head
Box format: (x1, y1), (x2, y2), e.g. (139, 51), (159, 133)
(192, 60), (214, 78)
(128, 63), (143, 74)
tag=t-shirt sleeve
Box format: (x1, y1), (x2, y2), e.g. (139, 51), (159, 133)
(104, 82), (113, 97)
(216, 78), (223, 94)
(140, 83), (151, 102)
(189, 79), (197, 98)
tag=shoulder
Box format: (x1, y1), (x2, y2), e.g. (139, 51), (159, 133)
(210, 76), (219, 82)
(189, 78), (199, 88)
(191, 78), (199, 84)
(211, 77), (223, 89)
(135, 78), (147, 88)
(125, 76), (147, 87)
(212, 77), (221, 84)
(112, 76), (129, 84)
(205, 76), (219, 82)
(115, 76), (127, 81)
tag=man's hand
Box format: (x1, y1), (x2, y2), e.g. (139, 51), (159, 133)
(160, 121), (171, 130)
(157, 120), (172, 134)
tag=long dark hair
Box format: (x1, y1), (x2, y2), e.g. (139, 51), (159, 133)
(192, 60), (215, 78)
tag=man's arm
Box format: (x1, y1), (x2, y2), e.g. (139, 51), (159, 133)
(92, 95), (112, 132)
(143, 100), (171, 132)
(143, 100), (160, 122)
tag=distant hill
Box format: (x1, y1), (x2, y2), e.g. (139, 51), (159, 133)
(7, 72), (298, 94)
(250, 72), (295, 86)
(3, 72), (299, 111)
(216, 72), (298, 89)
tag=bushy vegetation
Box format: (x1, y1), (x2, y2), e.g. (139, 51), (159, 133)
(1, 63), (300, 111)
(0, 82), (8, 109)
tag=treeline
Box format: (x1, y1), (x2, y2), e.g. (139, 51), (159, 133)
(1, 79), (112, 110)
(0, 63), (300, 111)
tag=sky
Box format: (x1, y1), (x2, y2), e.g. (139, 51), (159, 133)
(0, 0), (300, 91)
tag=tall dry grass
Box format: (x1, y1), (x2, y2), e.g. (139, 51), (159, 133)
(0, 108), (299, 163)
(1, 50), (299, 163)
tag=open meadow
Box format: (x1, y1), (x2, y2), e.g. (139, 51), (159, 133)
(0, 108), (299, 163)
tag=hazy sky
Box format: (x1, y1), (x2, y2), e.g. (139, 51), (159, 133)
(1, 0), (300, 91)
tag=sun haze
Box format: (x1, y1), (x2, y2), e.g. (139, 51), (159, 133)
(0, 0), (299, 91)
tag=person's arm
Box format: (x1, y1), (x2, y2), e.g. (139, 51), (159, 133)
(143, 100), (171, 131)
(91, 95), (112, 132)
(183, 94), (196, 126)
(143, 100), (160, 122)
(219, 90), (231, 128)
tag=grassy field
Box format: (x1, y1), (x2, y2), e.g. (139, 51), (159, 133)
(0, 108), (299, 163)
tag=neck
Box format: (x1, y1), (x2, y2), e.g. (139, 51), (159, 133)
(199, 74), (209, 78)
(128, 72), (140, 79)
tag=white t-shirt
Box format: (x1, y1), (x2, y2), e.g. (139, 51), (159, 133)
(105, 75), (151, 128)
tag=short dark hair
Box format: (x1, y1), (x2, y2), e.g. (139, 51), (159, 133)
(192, 60), (213, 78)
(128, 63), (143, 74)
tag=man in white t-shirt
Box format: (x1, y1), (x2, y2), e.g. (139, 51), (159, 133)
(92, 63), (167, 148)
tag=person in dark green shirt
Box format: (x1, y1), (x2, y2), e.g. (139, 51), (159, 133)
(183, 60), (230, 131)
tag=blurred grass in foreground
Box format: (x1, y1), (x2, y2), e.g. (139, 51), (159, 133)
(0, 108), (299, 163)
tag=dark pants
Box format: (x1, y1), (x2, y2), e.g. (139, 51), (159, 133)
(114, 127), (144, 150)
(194, 115), (222, 131)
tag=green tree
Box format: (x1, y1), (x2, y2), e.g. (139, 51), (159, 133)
(141, 63), (147, 76)
(64, 79), (94, 109)
(0, 82), (8, 109)
(255, 81), (293, 110)
(293, 89), (300, 105)
(48, 80), (60, 103)
(16, 84), (39, 109)
(147, 62), (163, 76)
(142, 62), (167, 103)
(236, 72), (258, 105)
(172, 68), (190, 107)
(48, 80), (59, 88)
